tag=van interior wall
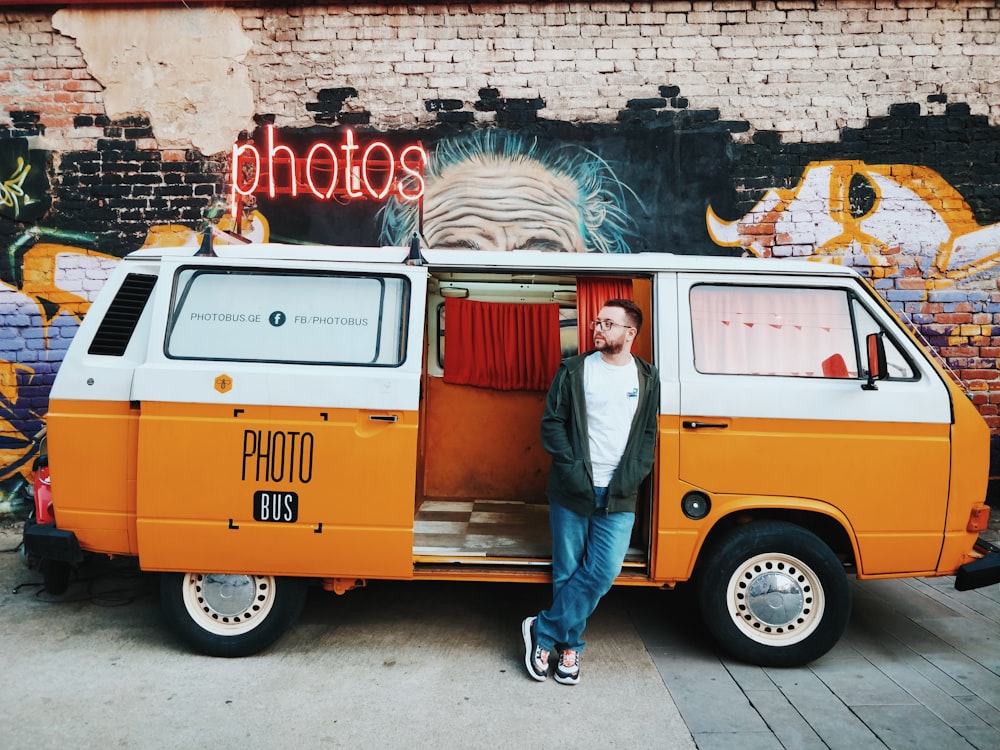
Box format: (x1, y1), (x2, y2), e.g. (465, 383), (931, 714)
(631, 278), (653, 364)
(420, 378), (549, 502)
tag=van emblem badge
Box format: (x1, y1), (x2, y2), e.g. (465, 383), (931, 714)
(215, 374), (234, 393)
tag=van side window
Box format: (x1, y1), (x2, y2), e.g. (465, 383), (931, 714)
(87, 273), (158, 357)
(165, 268), (409, 366)
(690, 285), (858, 378)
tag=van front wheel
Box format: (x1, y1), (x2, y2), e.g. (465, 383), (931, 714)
(697, 521), (850, 667)
(160, 572), (306, 657)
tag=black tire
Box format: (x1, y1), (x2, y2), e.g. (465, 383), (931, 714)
(696, 520), (850, 667)
(160, 572), (307, 657)
(41, 559), (71, 596)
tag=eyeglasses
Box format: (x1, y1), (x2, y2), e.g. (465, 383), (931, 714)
(589, 319), (635, 332)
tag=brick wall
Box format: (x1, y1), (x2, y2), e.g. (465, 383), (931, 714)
(4, 3), (1000, 143)
(245, 2), (1000, 139)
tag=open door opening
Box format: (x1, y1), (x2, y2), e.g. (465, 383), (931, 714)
(413, 271), (654, 577)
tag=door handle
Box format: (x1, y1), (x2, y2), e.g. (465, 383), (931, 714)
(369, 414), (398, 423)
(682, 420), (729, 430)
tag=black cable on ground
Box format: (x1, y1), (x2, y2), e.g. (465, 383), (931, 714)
(9, 545), (155, 607)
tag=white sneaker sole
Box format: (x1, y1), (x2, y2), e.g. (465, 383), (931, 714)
(521, 617), (547, 682)
(554, 671), (580, 685)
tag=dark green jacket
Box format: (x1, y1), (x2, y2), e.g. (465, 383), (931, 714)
(540, 352), (660, 516)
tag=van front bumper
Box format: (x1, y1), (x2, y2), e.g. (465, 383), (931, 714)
(22, 520), (84, 564)
(954, 537), (1000, 591)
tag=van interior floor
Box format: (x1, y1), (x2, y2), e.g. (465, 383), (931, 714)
(413, 498), (646, 567)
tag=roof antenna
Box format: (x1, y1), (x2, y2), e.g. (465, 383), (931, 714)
(406, 232), (426, 265)
(195, 226), (217, 257)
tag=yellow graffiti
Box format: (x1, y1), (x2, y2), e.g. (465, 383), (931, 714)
(0, 157), (38, 219)
(0, 361), (32, 412)
(0, 362), (35, 486)
(707, 160), (1000, 289)
(140, 210), (270, 248)
(0, 243), (118, 501)
(12, 243), (119, 333)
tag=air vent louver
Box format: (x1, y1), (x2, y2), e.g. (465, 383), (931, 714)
(87, 273), (158, 356)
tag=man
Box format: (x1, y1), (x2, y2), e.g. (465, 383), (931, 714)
(523, 298), (660, 684)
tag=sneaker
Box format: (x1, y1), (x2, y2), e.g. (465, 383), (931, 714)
(521, 616), (549, 681)
(554, 649), (580, 685)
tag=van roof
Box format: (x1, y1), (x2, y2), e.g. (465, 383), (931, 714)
(124, 243), (861, 278)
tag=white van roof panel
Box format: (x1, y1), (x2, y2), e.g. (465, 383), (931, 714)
(123, 244), (861, 280)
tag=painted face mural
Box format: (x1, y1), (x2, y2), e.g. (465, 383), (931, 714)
(378, 130), (638, 253)
(421, 159), (587, 252)
(706, 160), (1000, 288)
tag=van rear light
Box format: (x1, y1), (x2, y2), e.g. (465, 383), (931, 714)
(967, 504), (991, 533)
(33, 460), (54, 524)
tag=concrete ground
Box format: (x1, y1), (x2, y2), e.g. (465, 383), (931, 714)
(0, 524), (692, 750)
(2, 516), (998, 750)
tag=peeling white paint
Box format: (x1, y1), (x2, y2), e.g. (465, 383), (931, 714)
(53, 8), (254, 155)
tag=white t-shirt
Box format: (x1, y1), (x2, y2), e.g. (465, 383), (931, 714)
(584, 352), (640, 487)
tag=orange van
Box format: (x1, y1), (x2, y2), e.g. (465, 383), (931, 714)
(23, 241), (1000, 665)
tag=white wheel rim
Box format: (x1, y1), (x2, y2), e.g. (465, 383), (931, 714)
(724, 552), (825, 647)
(180, 573), (277, 637)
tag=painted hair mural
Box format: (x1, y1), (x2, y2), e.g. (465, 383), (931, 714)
(2, 97), (1000, 516)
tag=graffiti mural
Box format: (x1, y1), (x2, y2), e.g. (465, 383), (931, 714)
(0, 138), (49, 224)
(3, 95), (1000, 517)
(706, 160), (1000, 288)
(0, 226), (118, 516)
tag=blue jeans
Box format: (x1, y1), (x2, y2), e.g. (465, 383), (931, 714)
(534, 487), (635, 653)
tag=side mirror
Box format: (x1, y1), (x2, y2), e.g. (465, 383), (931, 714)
(863, 332), (888, 391)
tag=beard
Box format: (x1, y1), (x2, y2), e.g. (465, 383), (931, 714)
(594, 337), (624, 355)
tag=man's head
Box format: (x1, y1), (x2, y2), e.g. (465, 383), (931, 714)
(592, 298), (641, 356)
(379, 130), (637, 253)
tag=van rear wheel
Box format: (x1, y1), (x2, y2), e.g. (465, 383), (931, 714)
(696, 521), (850, 667)
(160, 572), (306, 657)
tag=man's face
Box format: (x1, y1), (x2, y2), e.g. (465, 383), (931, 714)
(422, 158), (587, 252)
(593, 305), (635, 355)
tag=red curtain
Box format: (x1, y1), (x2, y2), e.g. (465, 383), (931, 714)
(577, 277), (634, 353)
(444, 298), (562, 391)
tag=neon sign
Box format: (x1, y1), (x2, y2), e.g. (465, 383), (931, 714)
(231, 125), (426, 211)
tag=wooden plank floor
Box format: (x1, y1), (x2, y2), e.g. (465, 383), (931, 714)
(413, 498), (647, 565)
(413, 499), (552, 559)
